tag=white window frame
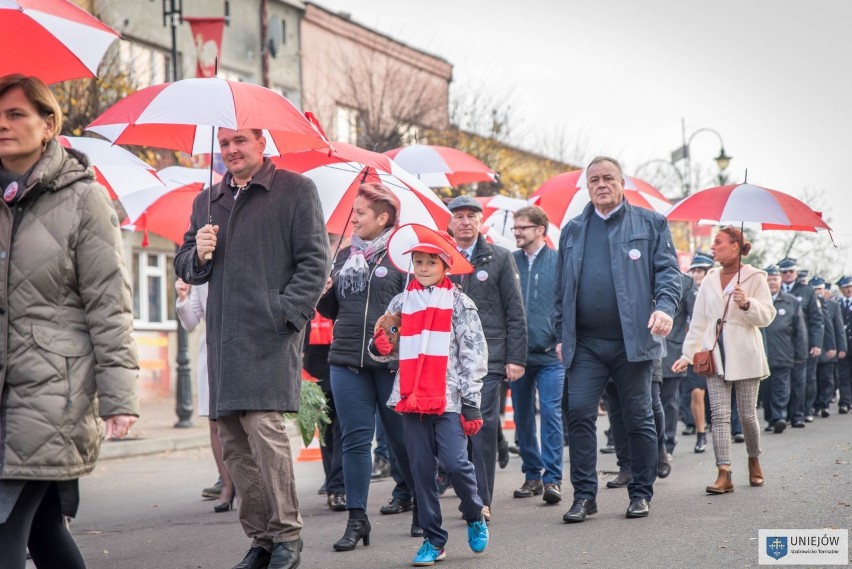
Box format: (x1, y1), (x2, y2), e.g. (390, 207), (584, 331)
(132, 250), (177, 331)
(334, 105), (359, 145)
(117, 40), (170, 88)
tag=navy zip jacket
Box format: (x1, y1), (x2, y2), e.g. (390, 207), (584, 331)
(513, 245), (559, 367)
(554, 201), (681, 367)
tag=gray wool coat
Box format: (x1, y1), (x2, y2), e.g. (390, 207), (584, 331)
(174, 159), (330, 420)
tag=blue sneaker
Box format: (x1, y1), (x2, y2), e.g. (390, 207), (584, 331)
(467, 519), (489, 553)
(412, 539), (446, 566)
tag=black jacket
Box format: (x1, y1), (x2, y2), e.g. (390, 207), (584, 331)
(820, 299), (847, 362)
(764, 292), (808, 369)
(316, 247), (406, 369)
(662, 273), (697, 378)
(512, 246), (559, 367)
(174, 160), (330, 419)
(841, 297), (852, 351)
(789, 282), (824, 350)
(450, 235), (527, 375)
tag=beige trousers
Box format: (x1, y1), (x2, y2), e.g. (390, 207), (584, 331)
(217, 411), (303, 550)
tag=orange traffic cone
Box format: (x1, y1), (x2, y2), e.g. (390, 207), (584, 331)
(296, 428), (322, 462)
(502, 389), (516, 430)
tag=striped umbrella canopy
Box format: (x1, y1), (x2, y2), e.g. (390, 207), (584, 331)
(384, 145), (497, 188)
(0, 0), (119, 83)
(665, 183), (832, 233)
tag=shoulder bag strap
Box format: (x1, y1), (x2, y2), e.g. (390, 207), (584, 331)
(710, 293), (733, 351)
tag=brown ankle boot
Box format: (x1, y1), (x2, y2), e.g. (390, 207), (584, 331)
(705, 468), (734, 494)
(748, 457), (764, 486)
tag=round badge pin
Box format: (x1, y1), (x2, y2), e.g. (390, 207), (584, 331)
(778, 308), (786, 316)
(476, 270), (489, 282)
(3, 181), (18, 203)
(375, 266), (388, 278)
(629, 249), (641, 260)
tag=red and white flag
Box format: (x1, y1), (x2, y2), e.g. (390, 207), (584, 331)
(185, 17), (225, 78)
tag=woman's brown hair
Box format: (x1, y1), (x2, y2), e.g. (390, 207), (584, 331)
(357, 182), (401, 228)
(719, 226), (752, 256)
(0, 74), (63, 141)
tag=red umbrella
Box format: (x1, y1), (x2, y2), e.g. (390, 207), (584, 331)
(129, 167), (222, 246)
(384, 145), (497, 188)
(665, 183), (832, 232)
(0, 0), (119, 83)
(86, 77), (330, 156)
(272, 143), (450, 237)
(57, 135), (164, 200)
(531, 170), (671, 228)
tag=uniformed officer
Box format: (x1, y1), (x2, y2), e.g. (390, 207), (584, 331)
(777, 258), (824, 427)
(811, 277), (847, 417)
(834, 276), (852, 414)
(760, 265), (807, 432)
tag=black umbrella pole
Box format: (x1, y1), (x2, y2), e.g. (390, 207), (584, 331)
(174, 317), (194, 428)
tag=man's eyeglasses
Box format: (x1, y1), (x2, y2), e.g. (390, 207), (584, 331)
(511, 225), (538, 233)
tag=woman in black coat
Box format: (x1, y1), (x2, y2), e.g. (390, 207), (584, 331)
(316, 183), (418, 551)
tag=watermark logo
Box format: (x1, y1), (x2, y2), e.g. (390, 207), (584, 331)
(759, 529), (848, 565)
(767, 537), (788, 560)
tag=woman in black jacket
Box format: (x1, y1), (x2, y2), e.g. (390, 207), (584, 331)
(316, 183), (417, 551)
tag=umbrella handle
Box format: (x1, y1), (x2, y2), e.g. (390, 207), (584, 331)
(206, 123), (215, 261)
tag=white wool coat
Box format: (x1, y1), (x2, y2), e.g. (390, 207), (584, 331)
(682, 264), (776, 381)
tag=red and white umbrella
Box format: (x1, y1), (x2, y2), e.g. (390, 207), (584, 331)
(127, 167), (222, 245)
(58, 135), (164, 200)
(273, 143), (450, 236)
(665, 183), (832, 233)
(531, 170), (671, 228)
(86, 77), (330, 156)
(384, 145), (497, 188)
(0, 0), (119, 83)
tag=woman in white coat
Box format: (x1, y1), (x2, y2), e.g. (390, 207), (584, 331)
(175, 279), (234, 512)
(672, 227), (775, 494)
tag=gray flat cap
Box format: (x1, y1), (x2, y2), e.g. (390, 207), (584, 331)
(446, 195), (483, 212)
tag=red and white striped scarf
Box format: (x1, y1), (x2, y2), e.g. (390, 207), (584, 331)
(395, 277), (454, 415)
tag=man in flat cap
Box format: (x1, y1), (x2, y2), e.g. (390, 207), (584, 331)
(445, 194), (527, 521)
(777, 258), (824, 427)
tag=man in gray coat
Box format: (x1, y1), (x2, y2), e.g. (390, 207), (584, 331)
(175, 128), (330, 569)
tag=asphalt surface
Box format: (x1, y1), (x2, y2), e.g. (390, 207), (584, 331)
(44, 414), (852, 569)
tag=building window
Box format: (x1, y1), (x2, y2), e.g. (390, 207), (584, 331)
(335, 105), (359, 145)
(132, 251), (176, 327)
(117, 40), (170, 88)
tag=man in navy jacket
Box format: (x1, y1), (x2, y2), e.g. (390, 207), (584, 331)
(554, 157), (681, 523)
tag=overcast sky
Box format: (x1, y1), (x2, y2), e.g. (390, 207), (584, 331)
(319, 0), (850, 270)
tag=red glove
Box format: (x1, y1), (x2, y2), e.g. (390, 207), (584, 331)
(373, 328), (392, 356)
(461, 405), (483, 436)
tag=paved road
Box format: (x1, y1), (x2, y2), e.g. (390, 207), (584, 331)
(51, 415), (851, 568)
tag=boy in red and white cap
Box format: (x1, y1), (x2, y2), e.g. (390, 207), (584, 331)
(369, 224), (489, 566)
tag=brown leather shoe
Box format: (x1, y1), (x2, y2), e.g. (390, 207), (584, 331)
(705, 468), (734, 494)
(748, 457), (765, 487)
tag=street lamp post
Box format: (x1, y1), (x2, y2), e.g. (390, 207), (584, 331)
(161, 0), (194, 429)
(670, 118), (732, 197)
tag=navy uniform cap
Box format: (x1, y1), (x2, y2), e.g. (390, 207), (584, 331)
(689, 254), (714, 271)
(837, 276), (852, 288)
(808, 276), (825, 288)
(798, 269), (809, 278)
(764, 264), (780, 276)
(777, 257), (798, 271)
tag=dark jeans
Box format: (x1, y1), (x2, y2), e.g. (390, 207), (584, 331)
(565, 337), (657, 501)
(731, 383), (742, 435)
(660, 377), (683, 453)
(803, 355), (819, 414)
(330, 365), (414, 511)
(320, 389), (344, 495)
(374, 414), (390, 460)
(0, 481), (86, 569)
(764, 366), (792, 425)
(815, 362), (837, 411)
(839, 357), (852, 407)
(511, 363), (564, 484)
(465, 373), (503, 507)
(404, 413), (483, 549)
(375, 412), (411, 503)
(787, 361), (808, 422)
(609, 380), (664, 471)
